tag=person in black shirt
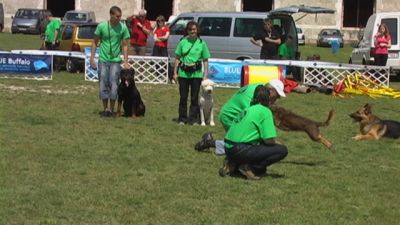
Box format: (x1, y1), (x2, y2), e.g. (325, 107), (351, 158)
(250, 18), (281, 59)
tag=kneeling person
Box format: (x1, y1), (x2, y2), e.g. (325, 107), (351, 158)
(224, 85), (288, 180)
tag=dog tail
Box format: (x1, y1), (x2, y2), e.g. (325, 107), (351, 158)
(317, 109), (335, 127)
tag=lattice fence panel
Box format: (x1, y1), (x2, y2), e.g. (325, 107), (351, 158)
(303, 64), (390, 87)
(85, 55), (169, 84)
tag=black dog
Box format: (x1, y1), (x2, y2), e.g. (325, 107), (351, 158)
(117, 68), (145, 117)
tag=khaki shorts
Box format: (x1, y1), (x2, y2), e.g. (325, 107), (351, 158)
(129, 45), (146, 56)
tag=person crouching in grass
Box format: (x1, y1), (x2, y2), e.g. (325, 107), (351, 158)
(224, 85), (288, 180)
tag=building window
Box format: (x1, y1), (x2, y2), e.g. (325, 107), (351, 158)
(242, 0), (273, 12)
(343, 0), (375, 28)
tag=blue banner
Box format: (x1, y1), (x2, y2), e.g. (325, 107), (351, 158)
(0, 53), (52, 76)
(208, 59), (242, 85)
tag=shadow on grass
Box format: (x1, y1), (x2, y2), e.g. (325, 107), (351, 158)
(280, 160), (328, 167)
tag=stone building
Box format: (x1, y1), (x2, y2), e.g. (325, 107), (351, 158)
(1, 0), (400, 43)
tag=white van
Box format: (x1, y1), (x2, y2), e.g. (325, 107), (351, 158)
(146, 6), (334, 61)
(349, 12), (400, 74)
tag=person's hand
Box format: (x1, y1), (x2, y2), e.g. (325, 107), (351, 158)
(123, 61), (129, 69)
(90, 59), (97, 70)
(137, 22), (143, 28)
(173, 73), (178, 82)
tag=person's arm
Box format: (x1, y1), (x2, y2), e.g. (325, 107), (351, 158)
(138, 21), (151, 35)
(387, 36), (392, 49)
(122, 39), (129, 69)
(250, 37), (262, 47)
(265, 36), (281, 45)
(203, 59), (208, 80)
(53, 29), (59, 44)
(374, 34), (379, 47)
(90, 36), (100, 69)
(158, 31), (170, 41)
(173, 56), (181, 82)
(262, 138), (277, 145)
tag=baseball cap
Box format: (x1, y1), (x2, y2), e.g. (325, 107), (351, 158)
(268, 79), (286, 97)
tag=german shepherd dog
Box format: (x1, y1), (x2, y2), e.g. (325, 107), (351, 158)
(271, 106), (335, 149)
(117, 68), (145, 117)
(349, 104), (400, 140)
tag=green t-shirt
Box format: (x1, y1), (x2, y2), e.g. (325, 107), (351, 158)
(278, 43), (293, 59)
(224, 104), (277, 150)
(219, 83), (262, 131)
(175, 37), (211, 78)
(95, 21), (130, 63)
(45, 18), (62, 42)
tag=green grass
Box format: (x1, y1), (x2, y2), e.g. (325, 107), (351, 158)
(1, 33), (400, 225)
(299, 44), (353, 63)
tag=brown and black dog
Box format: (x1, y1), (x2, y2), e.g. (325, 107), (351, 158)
(349, 103), (400, 140)
(117, 68), (146, 117)
(271, 106), (335, 149)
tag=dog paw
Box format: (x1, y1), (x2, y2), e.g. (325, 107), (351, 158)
(351, 136), (361, 140)
(210, 122), (215, 126)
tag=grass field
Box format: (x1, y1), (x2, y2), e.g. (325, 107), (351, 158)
(1, 33), (400, 225)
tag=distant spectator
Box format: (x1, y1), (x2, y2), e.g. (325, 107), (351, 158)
(278, 35), (294, 60)
(152, 15), (172, 82)
(128, 9), (152, 55)
(152, 15), (170, 57)
(374, 23), (391, 66)
(44, 12), (62, 50)
(250, 18), (281, 59)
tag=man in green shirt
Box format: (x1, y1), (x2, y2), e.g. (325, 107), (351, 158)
(224, 85), (288, 180)
(90, 6), (130, 117)
(44, 13), (62, 50)
(194, 79), (286, 155)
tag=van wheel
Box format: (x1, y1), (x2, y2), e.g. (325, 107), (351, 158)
(66, 59), (77, 73)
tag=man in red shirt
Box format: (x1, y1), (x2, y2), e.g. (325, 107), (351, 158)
(128, 9), (152, 55)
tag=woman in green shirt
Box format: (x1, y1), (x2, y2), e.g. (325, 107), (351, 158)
(173, 21), (211, 125)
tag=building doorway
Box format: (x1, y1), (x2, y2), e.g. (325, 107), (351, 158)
(242, 0), (273, 12)
(343, 0), (375, 28)
(47, 0), (75, 17)
(144, 0), (173, 21)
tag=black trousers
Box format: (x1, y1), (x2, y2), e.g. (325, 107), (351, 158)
(152, 46), (168, 57)
(226, 143), (288, 175)
(375, 54), (388, 66)
(178, 77), (202, 124)
(152, 46), (172, 79)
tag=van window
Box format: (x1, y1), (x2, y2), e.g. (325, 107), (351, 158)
(62, 25), (74, 40)
(381, 18), (398, 45)
(78, 26), (97, 39)
(65, 12), (87, 22)
(198, 17), (231, 37)
(273, 17), (297, 43)
(15, 9), (39, 18)
(233, 18), (263, 37)
(169, 17), (194, 35)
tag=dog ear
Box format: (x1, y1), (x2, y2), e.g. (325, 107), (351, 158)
(364, 103), (372, 114)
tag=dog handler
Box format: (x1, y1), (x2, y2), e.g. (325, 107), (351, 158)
(90, 6), (130, 117)
(195, 79), (286, 155)
(173, 21), (210, 125)
(225, 85), (288, 180)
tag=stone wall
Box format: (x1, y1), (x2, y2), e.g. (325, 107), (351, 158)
(2, 0), (400, 43)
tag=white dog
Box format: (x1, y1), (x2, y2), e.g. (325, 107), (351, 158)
(199, 79), (215, 126)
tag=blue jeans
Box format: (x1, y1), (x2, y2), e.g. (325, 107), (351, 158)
(98, 61), (121, 100)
